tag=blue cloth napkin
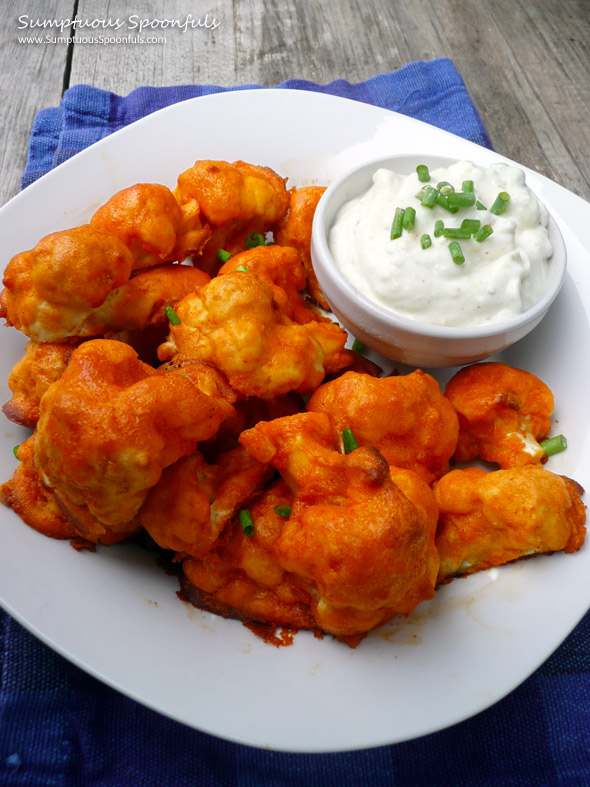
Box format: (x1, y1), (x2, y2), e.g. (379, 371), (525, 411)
(2, 57), (589, 785)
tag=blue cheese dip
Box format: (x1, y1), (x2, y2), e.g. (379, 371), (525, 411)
(328, 161), (553, 327)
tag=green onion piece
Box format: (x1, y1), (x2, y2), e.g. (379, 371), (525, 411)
(461, 219), (481, 234)
(420, 234), (432, 249)
(541, 435), (567, 457)
(476, 200), (487, 211)
(416, 164), (430, 182)
(447, 191), (476, 208)
(274, 505), (292, 519)
(435, 192), (459, 214)
(235, 264), (249, 272)
(437, 181), (455, 195)
(443, 227), (472, 239)
(13, 444), (20, 460)
(402, 206), (416, 231)
(245, 232), (265, 249)
(420, 186), (439, 208)
(473, 224), (494, 242)
(216, 249), (232, 263)
(351, 338), (366, 355)
(490, 191), (510, 215)
(390, 207), (405, 239)
(239, 508), (255, 536)
(415, 186), (428, 200)
(179, 372), (191, 381)
(462, 180), (474, 192)
(449, 241), (465, 265)
(165, 306), (181, 326)
(433, 219), (445, 237)
(342, 426), (359, 454)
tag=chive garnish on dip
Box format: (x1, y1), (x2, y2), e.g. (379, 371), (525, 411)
(473, 225), (494, 242)
(541, 435), (567, 457)
(402, 206), (416, 231)
(165, 306), (181, 325)
(390, 207), (405, 239)
(443, 227), (472, 239)
(239, 508), (255, 536)
(462, 180), (474, 192)
(490, 192), (510, 215)
(461, 219), (481, 234)
(447, 191), (476, 209)
(342, 426), (359, 454)
(416, 164), (430, 182)
(274, 505), (292, 518)
(420, 234), (432, 249)
(434, 220), (445, 237)
(420, 186), (439, 208)
(449, 242), (465, 265)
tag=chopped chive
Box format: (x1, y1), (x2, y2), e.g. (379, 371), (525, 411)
(420, 234), (432, 249)
(434, 219), (445, 237)
(447, 191), (476, 208)
(437, 181), (455, 195)
(402, 206), (416, 230)
(415, 186), (428, 200)
(239, 508), (255, 536)
(541, 435), (567, 457)
(245, 232), (265, 249)
(490, 191), (510, 215)
(420, 186), (439, 208)
(462, 180), (474, 192)
(274, 505), (292, 518)
(342, 426), (359, 454)
(390, 207), (405, 239)
(165, 306), (181, 326)
(443, 227), (472, 239)
(416, 164), (430, 182)
(179, 372), (191, 381)
(476, 200), (487, 211)
(235, 264), (249, 272)
(449, 241), (465, 265)
(461, 219), (481, 234)
(435, 192), (459, 214)
(473, 224), (494, 242)
(216, 249), (232, 263)
(351, 338), (366, 355)
(13, 444), (20, 460)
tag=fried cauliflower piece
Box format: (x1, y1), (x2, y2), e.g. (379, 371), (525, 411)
(239, 412), (440, 640)
(90, 183), (211, 267)
(435, 466), (586, 582)
(307, 370), (459, 485)
(33, 340), (235, 544)
(1, 243), (209, 343)
(157, 270), (351, 400)
(181, 479), (319, 636)
(444, 362), (554, 468)
(174, 160), (290, 274)
(274, 185), (329, 309)
(3, 340), (78, 428)
(139, 446), (273, 558)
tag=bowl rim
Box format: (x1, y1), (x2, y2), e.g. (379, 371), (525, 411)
(311, 153), (567, 341)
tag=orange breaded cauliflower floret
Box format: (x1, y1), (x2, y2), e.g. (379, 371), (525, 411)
(435, 466), (586, 582)
(445, 361), (554, 467)
(158, 270), (351, 400)
(33, 340), (235, 544)
(239, 412), (440, 641)
(307, 369), (459, 485)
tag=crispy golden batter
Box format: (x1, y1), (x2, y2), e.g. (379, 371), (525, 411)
(445, 362), (554, 467)
(33, 340), (235, 543)
(0, 435), (78, 540)
(435, 466), (586, 582)
(90, 183), (211, 267)
(139, 446), (273, 558)
(274, 186), (329, 309)
(239, 412), (439, 639)
(307, 370), (459, 484)
(3, 340), (78, 428)
(158, 270), (351, 399)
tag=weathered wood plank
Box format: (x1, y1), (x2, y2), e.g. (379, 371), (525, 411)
(0, 0), (73, 206)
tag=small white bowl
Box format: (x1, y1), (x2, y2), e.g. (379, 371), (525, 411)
(311, 154), (567, 368)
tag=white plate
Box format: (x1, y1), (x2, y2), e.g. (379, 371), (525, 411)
(1, 89), (589, 753)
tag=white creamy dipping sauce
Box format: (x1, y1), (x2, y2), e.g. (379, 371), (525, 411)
(328, 161), (553, 327)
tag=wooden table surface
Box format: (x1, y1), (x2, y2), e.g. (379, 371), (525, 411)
(1, 0), (588, 209)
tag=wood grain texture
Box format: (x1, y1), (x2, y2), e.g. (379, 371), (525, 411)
(0, 0), (588, 209)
